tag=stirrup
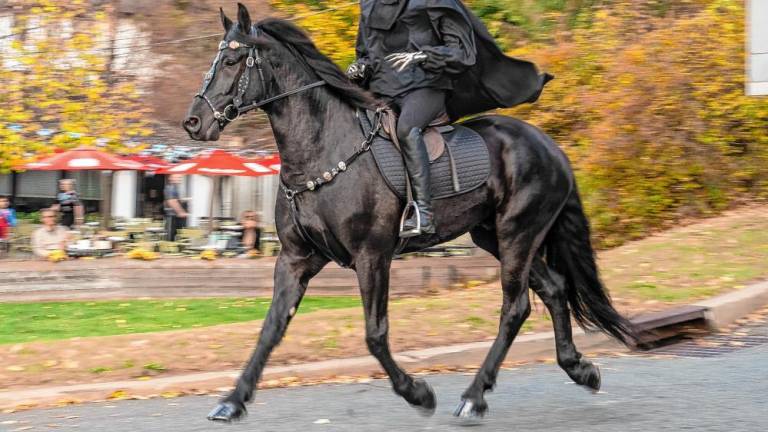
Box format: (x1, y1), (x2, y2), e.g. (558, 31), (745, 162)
(399, 200), (422, 238)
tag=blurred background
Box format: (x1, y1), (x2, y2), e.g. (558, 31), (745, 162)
(0, 0), (766, 246)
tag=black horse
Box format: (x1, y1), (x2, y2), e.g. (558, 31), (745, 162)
(183, 4), (635, 422)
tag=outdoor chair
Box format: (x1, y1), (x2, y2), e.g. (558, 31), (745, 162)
(8, 222), (35, 256)
(0, 239), (8, 258)
(158, 241), (183, 255)
(176, 228), (206, 253)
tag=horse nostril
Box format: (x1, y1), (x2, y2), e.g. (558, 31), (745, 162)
(184, 116), (201, 133)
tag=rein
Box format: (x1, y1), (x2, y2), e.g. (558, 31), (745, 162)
(195, 38), (326, 127)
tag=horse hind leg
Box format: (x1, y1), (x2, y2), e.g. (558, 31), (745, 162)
(457, 205), (565, 418)
(471, 226), (601, 392)
(530, 255), (601, 391)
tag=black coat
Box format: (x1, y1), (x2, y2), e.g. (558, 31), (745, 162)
(357, 0), (477, 99)
(356, 0), (552, 120)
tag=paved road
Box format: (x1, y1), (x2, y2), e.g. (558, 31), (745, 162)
(3, 329), (767, 432)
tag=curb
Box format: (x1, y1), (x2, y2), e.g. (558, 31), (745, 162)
(694, 280), (768, 330)
(2, 279), (767, 410)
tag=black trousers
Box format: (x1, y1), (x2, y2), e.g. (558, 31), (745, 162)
(61, 212), (75, 229)
(164, 215), (187, 242)
(390, 88), (447, 142)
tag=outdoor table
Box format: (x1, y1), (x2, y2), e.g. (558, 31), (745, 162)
(221, 225), (243, 231)
(66, 246), (113, 258)
(221, 225), (244, 238)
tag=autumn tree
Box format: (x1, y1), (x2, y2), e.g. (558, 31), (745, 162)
(0, 0), (152, 173)
(270, 0), (359, 66)
(508, 0), (768, 245)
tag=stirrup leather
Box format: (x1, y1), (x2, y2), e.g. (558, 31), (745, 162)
(399, 200), (422, 238)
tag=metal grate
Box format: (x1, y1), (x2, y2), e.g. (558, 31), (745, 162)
(649, 323), (768, 358)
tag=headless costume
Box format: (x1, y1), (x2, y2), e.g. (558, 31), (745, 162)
(351, 0), (552, 236)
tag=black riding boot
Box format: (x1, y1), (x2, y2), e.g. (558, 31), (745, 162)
(400, 127), (436, 237)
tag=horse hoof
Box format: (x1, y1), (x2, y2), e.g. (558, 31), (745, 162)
(584, 365), (601, 393)
(409, 379), (436, 416)
(453, 399), (487, 419)
(207, 402), (246, 423)
(569, 360), (601, 393)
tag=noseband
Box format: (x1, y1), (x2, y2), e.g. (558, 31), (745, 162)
(195, 34), (326, 127)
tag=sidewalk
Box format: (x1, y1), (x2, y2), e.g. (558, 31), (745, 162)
(0, 255), (499, 301)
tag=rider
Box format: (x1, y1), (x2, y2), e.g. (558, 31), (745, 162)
(348, 0), (552, 237)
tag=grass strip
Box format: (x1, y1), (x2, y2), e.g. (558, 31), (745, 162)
(0, 297), (361, 344)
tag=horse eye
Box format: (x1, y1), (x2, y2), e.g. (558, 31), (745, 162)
(224, 59), (239, 66)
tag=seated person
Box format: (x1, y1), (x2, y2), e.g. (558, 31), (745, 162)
(240, 210), (261, 252)
(32, 209), (70, 258)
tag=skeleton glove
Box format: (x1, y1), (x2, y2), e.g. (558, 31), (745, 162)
(385, 51), (429, 72)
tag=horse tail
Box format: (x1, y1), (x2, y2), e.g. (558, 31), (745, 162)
(546, 186), (637, 346)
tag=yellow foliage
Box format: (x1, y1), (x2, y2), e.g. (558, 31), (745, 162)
(127, 248), (159, 261)
(0, 1), (152, 173)
(506, 0), (768, 246)
(199, 249), (217, 261)
(270, 1), (359, 67)
(47, 250), (67, 263)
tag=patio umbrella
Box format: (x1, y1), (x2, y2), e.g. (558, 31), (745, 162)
(253, 154), (281, 173)
(23, 147), (148, 228)
(25, 147), (146, 171)
(158, 149), (274, 232)
(122, 155), (171, 172)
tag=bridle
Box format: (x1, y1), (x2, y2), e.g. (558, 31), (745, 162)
(195, 30), (326, 127)
(194, 28), (390, 268)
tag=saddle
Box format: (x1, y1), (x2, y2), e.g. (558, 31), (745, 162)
(359, 108), (491, 201)
(379, 110), (452, 162)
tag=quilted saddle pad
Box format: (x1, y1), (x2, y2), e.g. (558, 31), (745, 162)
(370, 125), (490, 200)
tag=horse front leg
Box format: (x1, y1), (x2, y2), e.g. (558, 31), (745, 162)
(208, 251), (328, 422)
(356, 254), (437, 415)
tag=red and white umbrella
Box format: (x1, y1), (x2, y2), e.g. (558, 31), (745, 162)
(24, 147), (147, 171)
(123, 155), (171, 171)
(159, 149), (275, 233)
(23, 147), (148, 229)
(159, 149), (273, 177)
(253, 154), (281, 173)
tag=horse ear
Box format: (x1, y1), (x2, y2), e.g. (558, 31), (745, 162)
(237, 3), (252, 33)
(220, 7), (233, 32)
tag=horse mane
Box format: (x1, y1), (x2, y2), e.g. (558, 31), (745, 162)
(256, 18), (377, 109)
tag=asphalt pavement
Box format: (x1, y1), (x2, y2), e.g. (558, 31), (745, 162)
(2, 326), (767, 432)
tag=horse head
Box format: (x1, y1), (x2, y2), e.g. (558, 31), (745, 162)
(183, 3), (273, 141)
(183, 3), (375, 142)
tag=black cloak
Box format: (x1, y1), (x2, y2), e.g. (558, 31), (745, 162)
(358, 0), (552, 121)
